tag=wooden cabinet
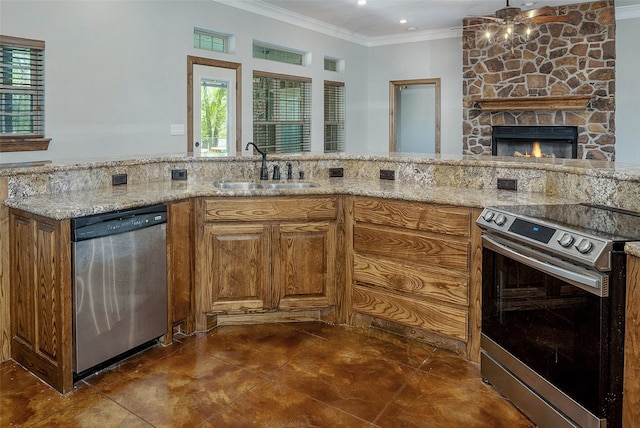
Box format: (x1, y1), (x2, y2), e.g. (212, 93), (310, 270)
(624, 253), (640, 427)
(194, 196), (338, 331)
(348, 197), (482, 361)
(166, 199), (194, 339)
(9, 209), (73, 393)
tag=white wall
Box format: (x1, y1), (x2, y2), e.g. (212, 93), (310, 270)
(0, 0), (369, 163)
(0, 1), (638, 163)
(366, 38), (463, 154)
(615, 16), (640, 164)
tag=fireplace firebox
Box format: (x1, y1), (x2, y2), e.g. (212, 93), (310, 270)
(492, 126), (578, 159)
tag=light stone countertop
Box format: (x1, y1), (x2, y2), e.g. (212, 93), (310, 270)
(3, 177), (579, 220)
(626, 242), (640, 258)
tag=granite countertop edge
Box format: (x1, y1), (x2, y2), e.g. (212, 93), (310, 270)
(3, 177), (578, 220)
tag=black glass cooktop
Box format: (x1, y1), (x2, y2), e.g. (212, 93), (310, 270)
(489, 203), (640, 243)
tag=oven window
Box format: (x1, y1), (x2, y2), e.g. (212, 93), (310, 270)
(482, 249), (609, 415)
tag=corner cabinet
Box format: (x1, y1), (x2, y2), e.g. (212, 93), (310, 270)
(9, 209), (73, 393)
(347, 197), (483, 362)
(194, 196), (338, 331)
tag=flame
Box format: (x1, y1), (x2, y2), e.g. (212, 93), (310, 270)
(532, 141), (542, 158)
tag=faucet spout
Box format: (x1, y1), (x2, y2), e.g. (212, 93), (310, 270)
(245, 142), (269, 180)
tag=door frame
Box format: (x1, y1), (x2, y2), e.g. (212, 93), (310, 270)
(187, 56), (242, 154)
(389, 78), (441, 154)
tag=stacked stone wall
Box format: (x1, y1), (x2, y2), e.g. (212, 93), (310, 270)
(462, 0), (616, 160)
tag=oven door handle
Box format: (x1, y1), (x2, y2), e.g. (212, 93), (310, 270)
(482, 235), (608, 297)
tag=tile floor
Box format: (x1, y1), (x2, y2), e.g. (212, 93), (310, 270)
(1, 322), (533, 427)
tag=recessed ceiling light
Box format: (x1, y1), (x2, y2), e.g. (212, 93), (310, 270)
(407, 26), (417, 31)
(399, 18), (408, 24)
(357, 0), (366, 5)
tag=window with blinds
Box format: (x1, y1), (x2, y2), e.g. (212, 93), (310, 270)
(0, 36), (48, 149)
(324, 81), (345, 153)
(253, 72), (311, 153)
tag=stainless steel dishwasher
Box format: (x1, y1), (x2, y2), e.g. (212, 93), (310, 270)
(71, 204), (167, 376)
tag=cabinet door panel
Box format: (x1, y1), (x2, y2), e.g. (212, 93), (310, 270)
(274, 222), (336, 309)
(203, 223), (270, 312)
(35, 222), (58, 362)
(352, 285), (468, 341)
(204, 197), (337, 222)
(10, 210), (72, 393)
(354, 224), (469, 271)
(10, 213), (34, 348)
(354, 198), (471, 237)
(353, 253), (469, 305)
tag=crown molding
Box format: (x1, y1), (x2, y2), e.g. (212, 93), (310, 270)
(616, 4), (640, 20)
(212, 1), (640, 47)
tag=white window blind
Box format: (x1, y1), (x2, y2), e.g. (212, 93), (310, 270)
(0, 36), (45, 140)
(324, 81), (345, 153)
(253, 71), (311, 153)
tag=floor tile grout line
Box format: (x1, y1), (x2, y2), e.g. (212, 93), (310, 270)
(370, 364), (424, 426)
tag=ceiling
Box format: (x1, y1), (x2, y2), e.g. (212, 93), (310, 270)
(214, 0), (640, 45)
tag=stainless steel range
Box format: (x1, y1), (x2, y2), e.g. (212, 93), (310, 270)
(476, 203), (640, 428)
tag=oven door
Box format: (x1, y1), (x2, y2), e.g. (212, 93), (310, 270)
(481, 234), (612, 428)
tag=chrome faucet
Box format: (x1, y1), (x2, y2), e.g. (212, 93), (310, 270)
(245, 142), (268, 180)
(286, 162), (292, 180)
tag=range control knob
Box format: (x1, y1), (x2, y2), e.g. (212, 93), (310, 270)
(557, 232), (575, 248)
(575, 238), (593, 254)
(482, 211), (495, 222)
(494, 213), (507, 226)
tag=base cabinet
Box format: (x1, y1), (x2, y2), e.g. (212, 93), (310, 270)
(349, 197), (482, 361)
(9, 209), (72, 393)
(195, 197), (338, 330)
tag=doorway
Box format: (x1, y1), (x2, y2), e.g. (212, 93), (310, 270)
(389, 78), (441, 154)
(187, 56), (241, 156)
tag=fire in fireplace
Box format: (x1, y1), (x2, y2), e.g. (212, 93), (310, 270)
(492, 126), (578, 159)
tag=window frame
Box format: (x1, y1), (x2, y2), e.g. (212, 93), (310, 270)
(324, 80), (345, 153)
(0, 35), (50, 152)
(193, 28), (229, 54)
(252, 71), (311, 154)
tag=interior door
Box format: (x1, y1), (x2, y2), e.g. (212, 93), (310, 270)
(389, 78), (441, 154)
(192, 64), (236, 156)
(187, 56), (241, 156)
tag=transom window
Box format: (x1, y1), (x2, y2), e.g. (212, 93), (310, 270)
(253, 71), (311, 153)
(193, 28), (229, 53)
(253, 41), (305, 66)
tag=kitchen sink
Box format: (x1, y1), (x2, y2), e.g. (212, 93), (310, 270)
(213, 182), (318, 190)
(262, 182), (318, 189)
(214, 182), (263, 190)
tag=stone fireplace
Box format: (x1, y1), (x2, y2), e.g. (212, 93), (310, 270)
(462, 0), (616, 160)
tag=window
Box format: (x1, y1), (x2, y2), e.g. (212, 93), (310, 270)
(193, 28), (229, 53)
(324, 57), (339, 72)
(0, 35), (49, 152)
(253, 41), (304, 66)
(324, 81), (345, 153)
(253, 72), (311, 153)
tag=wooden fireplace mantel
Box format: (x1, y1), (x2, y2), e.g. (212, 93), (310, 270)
(473, 96), (592, 112)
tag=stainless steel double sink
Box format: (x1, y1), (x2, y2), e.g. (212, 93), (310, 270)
(214, 182), (318, 190)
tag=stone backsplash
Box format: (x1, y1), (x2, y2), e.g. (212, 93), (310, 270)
(462, 0), (616, 160)
(3, 154), (640, 212)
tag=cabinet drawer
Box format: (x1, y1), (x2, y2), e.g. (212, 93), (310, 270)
(354, 197), (471, 237)
(352, 285), (468, 341)
(353, 253), (469, 305)
(203, 197), (337, 222)
(354, 224), (469, 272)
